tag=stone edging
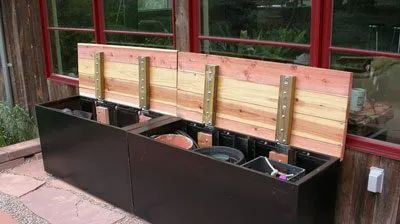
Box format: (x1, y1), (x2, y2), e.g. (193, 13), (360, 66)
(0, 139), (41, 171)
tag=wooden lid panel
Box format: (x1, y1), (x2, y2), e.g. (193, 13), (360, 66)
(78, 44), (178, 116)
(177, 52), (353, 158)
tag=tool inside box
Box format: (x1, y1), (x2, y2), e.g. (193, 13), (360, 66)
(44, 96), (161, 129)
(136, 118), (332, 181)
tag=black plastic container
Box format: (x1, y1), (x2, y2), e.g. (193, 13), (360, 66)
(36, 96), (169, 212)
(242, 156), (305, 182)
(128, 117), (339, 224)
(194, 146), (245, 164)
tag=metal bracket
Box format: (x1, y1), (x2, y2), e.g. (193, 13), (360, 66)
(275, 75), (296, 144)
(139, 56), (150, 111)
(202, 64), (219, 126)
(94, 52), (105, 100)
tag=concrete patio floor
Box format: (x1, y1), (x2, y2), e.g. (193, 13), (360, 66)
(0, 156), (149, 224)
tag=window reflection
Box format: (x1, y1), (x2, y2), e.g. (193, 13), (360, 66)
(201, 0), (311, 64)
(332, 55), (400, 143)
(104, 0), (173, 33)
(47, 0), (93, 28)
(333, 0), (400, 53)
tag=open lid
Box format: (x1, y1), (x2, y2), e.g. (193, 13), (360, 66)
(78, 43), (178, 116)
(177, 52), (352, 159)
(78, 44), (352, 159)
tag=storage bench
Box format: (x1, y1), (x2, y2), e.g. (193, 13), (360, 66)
(36, 44), (353, 223)
(128, 117), (339, 224)
(36, 96), (168, 212)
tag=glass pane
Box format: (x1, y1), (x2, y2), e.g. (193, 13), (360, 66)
(201, 0), (311, 43)
(333, 0), (400, 53)
(50, 31), (95, 77)
(332, 54), (400, 144)
(47, 0), (93, 28)
(106, 34), (173, 49)
(202, 40), (309, 65)
(104, 0), (173, 33)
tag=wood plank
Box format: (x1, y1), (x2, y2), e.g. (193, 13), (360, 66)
(2, 0), (50, 116)
(78, 43), (178, 69)
(78, 59), (177, 88)
(96, 106), (110, 124)
(178, 52), (352, 96)
(175, 0), (190, 51)
(177, 91), (343, 157)
(335, 150), (380, 224)
(178, 71), (348, 122)
(79, 86), (176, 116)
(178, 89), (345, 145)
(372, 157), (400, 224)
(79, 75), (176, 105)
(177, 52), (351, 158)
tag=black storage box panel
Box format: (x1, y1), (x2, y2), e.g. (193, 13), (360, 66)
(128, 118), (340, 224)
(36, 44), (352, 224)
(36, 96), (168, 212)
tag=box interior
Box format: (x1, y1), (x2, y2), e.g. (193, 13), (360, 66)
(136, 119), (334, 183)
(42, 96), (161, 129)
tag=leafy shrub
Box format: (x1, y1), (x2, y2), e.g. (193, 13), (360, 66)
(0, 103), (37, 147)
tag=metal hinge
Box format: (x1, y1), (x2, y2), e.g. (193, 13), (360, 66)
(94, 52), (105, 100)
(202, 64), (218, 126)
(274, 75), (297, 164)
(138, 56), (150, 111)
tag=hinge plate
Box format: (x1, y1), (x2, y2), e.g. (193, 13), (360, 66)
(202, 65), (218, 126)
(94, 52), (105, 100)
(139, 56), (150, 110)
(275, 75), (296, 144)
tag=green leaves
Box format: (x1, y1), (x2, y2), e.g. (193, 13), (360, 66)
(0, 103), (37, 147)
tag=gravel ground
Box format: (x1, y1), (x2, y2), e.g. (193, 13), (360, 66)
(0, 192), (49, 224)
(0, 157), (149, 224)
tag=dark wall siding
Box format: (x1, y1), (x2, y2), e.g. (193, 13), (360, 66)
(0, 0), (77, 116)
(336, 149), (400, 224)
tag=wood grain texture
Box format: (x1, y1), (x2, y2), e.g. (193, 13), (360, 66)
(175, 0), (190, 51)
(334, 149), (400, 224)
(372, 157), (400, 224)
(2, 0), (49, 116)
(335, 150), (380, 224)
(78, 43), (178, 69)
(177, 52), (352, 158)
(78, 44), (178, 115)
(178, 52), (352, 96)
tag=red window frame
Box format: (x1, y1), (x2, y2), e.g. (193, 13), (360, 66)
(39, 0), (176, 86)
(188, 0), (400, 159)
(189, 0), (324, 67)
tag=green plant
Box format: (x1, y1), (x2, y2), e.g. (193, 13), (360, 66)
(207, 25), (308, 62)
(0, 103), (37, 147)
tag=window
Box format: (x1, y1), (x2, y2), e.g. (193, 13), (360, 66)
(103, 0), (174, 48)
(327, 0), (400, 145)
(45, 0), (95, 79)
(39, 0), (175, 85)
(196, 0), (313, 65)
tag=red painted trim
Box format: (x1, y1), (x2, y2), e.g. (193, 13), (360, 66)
(48, 74), (79, 86)
(48, 27), (95, 33)
(189, 0), (201, 52)
(172, 0), (177, 48)
(38, 0), (53, 78)
(346, 134), (400, 161)
(104, 30), (173, 38)
(310, 0), (322, 67)
(331, 46), (400, 58)
(199, 36), (310, 50)
(320, 0), (333, 68)
(93, 0), (106, 44)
